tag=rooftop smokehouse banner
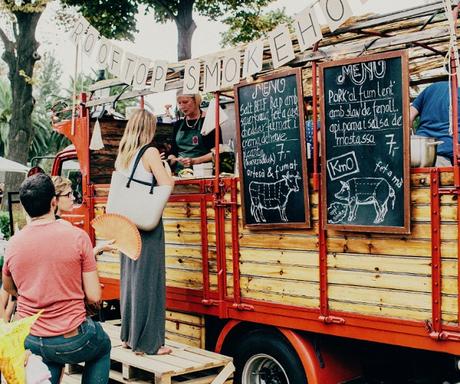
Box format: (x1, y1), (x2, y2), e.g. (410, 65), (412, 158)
(320, 50), (410, 234)
(67, 0), (359, 93)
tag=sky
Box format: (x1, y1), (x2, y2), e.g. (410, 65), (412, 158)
(33, 0), (430, 112)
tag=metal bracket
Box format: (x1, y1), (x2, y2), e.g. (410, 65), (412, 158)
(201, 299), (220, 306)
(425, 320), (460, 341)
(429, 331), (460, 341)
(232, 303), (254, 311)
(319, 315), (346, 324)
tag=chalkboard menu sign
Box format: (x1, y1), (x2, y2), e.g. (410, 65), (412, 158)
(235, 69), (310, 229)
(320, 50), (410, 234)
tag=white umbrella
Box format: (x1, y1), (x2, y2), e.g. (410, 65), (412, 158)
(0, 157), (29, 173)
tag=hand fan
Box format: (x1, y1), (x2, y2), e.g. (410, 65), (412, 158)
(91, 213), (142, 260)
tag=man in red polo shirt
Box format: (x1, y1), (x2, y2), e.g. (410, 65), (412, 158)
(2, 174), (111, 384)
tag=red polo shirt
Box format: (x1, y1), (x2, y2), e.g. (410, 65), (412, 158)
(3, 220), (96, 336)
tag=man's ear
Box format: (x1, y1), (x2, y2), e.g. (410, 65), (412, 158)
(50, 196), (58, 213)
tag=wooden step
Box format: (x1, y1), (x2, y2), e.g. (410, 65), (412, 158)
(63, 322), (234, 384)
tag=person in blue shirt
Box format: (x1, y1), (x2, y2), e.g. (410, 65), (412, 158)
(304, 96), (320, 169)
(409, 81), (460, 166)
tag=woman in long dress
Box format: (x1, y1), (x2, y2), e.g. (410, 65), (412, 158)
(115, 109), (174, 355)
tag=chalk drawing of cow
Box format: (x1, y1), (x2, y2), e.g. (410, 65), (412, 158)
(249, 171), (301, 223)
(334, 177), (395, 224)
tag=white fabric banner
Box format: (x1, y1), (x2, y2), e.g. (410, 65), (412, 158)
(95, 38), (111, 69)
(203, 57), (221, 92)
(107, 45), (124, 77)
(120, 51), (139, 85)
(319, 0), (353, 32)
(68, 16), (89, 46)
(243, 40), (264, 78)
(221, 50), (241, 88)
(132, 58), (151, 90)
(294, 7), (323, 52)
(81, 26), (99, 57)
(268, 25), (296, 69)
(183, 60), (201, 94)
(150, 60), (168, 92)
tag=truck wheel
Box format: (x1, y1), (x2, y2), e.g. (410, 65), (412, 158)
(234, 331), (307, 384)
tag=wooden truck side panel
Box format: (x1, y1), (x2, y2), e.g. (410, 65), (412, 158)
(53, 112), (460, 357)
(50, 3), (460, 361)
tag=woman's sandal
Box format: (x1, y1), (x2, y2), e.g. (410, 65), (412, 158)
(122, 342), (131, 349)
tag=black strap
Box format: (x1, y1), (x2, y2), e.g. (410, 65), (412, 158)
(126, 145), (156, 194)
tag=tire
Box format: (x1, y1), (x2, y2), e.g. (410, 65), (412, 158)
(233, 330), (307, 384)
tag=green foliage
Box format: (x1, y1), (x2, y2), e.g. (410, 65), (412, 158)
(0, 78), (11, 156)
(220, 7), (292, 48)
(0, 53), (71, 160)
(0, 211), (10, 240)
(61, 0), (280, 59)
(0, 0), (49, 13)
(60, 0), (139, 40)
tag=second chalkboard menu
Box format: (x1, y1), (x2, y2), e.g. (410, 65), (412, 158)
(320, 50), (410, 234)
(235, 69), (310, 229)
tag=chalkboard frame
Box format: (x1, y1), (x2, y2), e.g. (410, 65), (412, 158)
(319, 50), (410, 234)
(234, 68), (310, 229)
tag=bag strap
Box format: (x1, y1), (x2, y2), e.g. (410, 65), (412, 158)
(126, 145), (156, 194)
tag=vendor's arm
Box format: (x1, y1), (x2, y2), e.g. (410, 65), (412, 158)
(180, 153), (213, 168)
(409, 105), (419, 128)
(180, 126), (222, 167)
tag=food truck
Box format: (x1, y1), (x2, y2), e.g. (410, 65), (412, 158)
(50, 2), (460, 382)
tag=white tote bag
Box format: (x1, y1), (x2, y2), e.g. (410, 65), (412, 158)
(106, 145), (172, 231)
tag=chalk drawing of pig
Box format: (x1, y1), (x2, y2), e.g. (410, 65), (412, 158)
(334, 177), (395, 224)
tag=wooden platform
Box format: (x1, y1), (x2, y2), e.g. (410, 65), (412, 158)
(63, 322), (234, 384)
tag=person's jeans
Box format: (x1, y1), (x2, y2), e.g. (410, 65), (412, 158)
(25, 317), (111, 384)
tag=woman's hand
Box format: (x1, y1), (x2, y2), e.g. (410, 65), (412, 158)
(93, 240), (116, 257)
(167, 154), (177, 165)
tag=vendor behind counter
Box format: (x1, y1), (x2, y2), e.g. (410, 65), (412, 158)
(168, 92), (222, 172)
(410, 81), (460, 166)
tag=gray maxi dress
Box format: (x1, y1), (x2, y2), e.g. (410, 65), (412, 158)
(120, 223), (165, 354)
(119, 148), (166, 355)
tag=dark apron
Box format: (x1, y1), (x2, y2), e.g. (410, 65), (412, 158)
(175, 118), (208, 170)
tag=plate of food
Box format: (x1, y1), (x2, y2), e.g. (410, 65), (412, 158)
(177, 168), (194, 179)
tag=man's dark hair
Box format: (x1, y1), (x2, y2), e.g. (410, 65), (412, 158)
(19, 174), (56, 218)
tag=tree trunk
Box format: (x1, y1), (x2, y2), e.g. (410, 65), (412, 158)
(1, 10), (42, 201)
(175, 0), (196, 61)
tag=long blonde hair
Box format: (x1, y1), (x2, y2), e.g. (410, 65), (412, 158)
(115, 109), (157, 170)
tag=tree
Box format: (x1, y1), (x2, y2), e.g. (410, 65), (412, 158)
(31, 52), (70, 159)
(220, 7), (292, 48)
(0, 0), (49, 192)
(62, 0), (275, 61)
(0, 53), (70, 161)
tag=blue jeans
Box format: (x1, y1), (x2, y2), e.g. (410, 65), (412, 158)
(25, 317), (111, 384)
